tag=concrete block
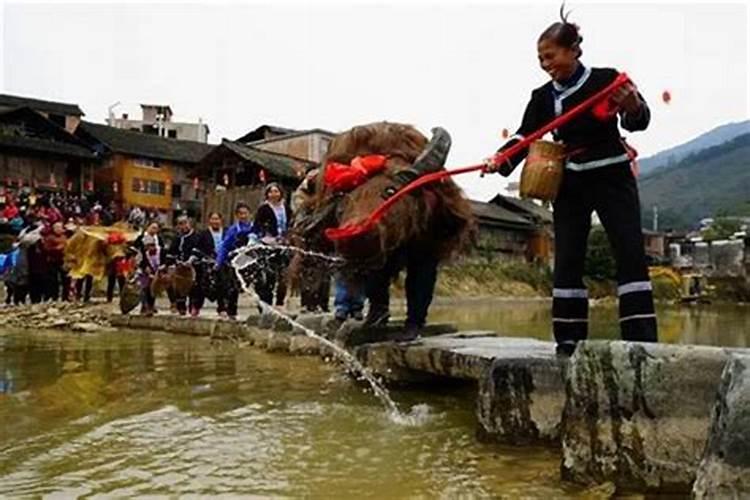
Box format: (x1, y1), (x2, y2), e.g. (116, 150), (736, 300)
(561, 341), (732, 493)
(266, 331), (292, 352)
(476, 338), (566, 445)
(693, 354), (750, 499)
(289, 335), (321, 356)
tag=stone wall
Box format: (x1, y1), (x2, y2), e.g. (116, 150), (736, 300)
(561, 341), (733, 493)
(693, 354), (750, 498)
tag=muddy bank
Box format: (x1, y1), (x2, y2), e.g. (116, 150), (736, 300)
(0, 302), (112, 332)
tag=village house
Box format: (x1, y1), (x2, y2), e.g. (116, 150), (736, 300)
(193, 138), (315, 221)
(490, 194), (554, 264)
(238, 125), (335, 163)
(0, 93), (83, 134)
(0, 106), (96, 195)
(469, 200), (538, 261)
(107, 104), (210, 143)
(75, 121), (213, 222)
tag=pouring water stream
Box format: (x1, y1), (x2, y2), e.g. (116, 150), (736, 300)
(230, 243), (428, 426)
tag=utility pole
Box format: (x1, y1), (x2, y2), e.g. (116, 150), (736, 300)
(653, 205), (659, 232)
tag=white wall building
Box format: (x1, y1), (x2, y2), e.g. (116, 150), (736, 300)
(108, 104), (209, 143)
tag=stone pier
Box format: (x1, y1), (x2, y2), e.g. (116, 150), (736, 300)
(109, 312), (750, 496)
(561, 341), (735, 493)
(355, 334), (567, 444)
(693, 354), (750, 499)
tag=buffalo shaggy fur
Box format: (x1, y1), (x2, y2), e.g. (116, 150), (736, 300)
(312, 121), (475, 266)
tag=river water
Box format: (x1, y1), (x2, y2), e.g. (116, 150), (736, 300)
(1, 301), (748, 497)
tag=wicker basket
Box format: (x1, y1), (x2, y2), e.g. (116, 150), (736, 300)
(520, 140), (566, 201)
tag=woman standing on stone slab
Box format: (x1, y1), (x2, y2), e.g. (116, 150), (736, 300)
(484, 7), (658, 355)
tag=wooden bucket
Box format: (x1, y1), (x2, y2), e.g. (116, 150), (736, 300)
(520, 140), (566, 201)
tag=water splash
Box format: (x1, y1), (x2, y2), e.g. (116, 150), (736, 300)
(230, 243), (419, 425)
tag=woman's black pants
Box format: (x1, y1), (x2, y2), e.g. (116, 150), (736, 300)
(552, 163), (658, 344)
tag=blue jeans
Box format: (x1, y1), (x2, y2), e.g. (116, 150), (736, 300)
(334, 279), (364, 318)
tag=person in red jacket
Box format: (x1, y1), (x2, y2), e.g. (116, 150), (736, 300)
(42, 221), (69, 301)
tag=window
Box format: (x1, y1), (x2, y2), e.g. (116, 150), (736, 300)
(171, 183), (182, 199)
(167, 129), (177, 139)
(133, 158), (158, 169)
(132, 178), (166, 196)
(320, 137), (330, 154)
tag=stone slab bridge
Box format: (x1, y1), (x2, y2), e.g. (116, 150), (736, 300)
(110, 312), (750, 498)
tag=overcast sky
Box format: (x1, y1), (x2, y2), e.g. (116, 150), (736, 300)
(2, 0), (748, 200)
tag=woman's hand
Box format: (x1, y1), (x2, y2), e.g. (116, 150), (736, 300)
(483, 156), (501, 173)
(612, 82), (643, 115)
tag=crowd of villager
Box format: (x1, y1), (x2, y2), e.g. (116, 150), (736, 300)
(0, 122), (474, 343)
(0, 183), (310, 319)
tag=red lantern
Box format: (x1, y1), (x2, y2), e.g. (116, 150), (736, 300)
(662, 90), (672, 104)
(86, 180), (94, 192)
(259, 168), (267, 184)
(501, 128), (509, 139)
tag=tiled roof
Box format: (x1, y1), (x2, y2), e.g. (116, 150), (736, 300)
(197, 139), (313, 180)
(469, 200), (534, 230)
(77, 121), (214, 164)
(0, 107), (94, 159)
(0, 93), (84, 116)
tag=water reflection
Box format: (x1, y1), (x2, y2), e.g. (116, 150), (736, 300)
(3, 301), (745, 497)
(429, 300), (750, 348)
(0, 328), (581, 498)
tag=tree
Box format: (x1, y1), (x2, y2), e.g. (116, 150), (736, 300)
(702, 217), (742, 241)
(585, 227), (617, 281)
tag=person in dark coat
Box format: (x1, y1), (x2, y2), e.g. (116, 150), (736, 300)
(202, 211), (226, 314)
(252, 183), (291, 309)
(167, 215), (214, 316)
(485, 9), (657, 356)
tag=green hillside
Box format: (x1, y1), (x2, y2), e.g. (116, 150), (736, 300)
(639, 133), (750, 230)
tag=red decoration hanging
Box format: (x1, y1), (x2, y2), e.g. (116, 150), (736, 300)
(662, 90), (672, 104)
(66, 181), (73, 192)
(223, 173), (229, 186)
(193, 177), (199, 190)
(86, 180), (94, 192)
(324, 155), (388, 192)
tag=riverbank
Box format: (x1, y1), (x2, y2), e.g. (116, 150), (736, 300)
(424, 260), (750, 304)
